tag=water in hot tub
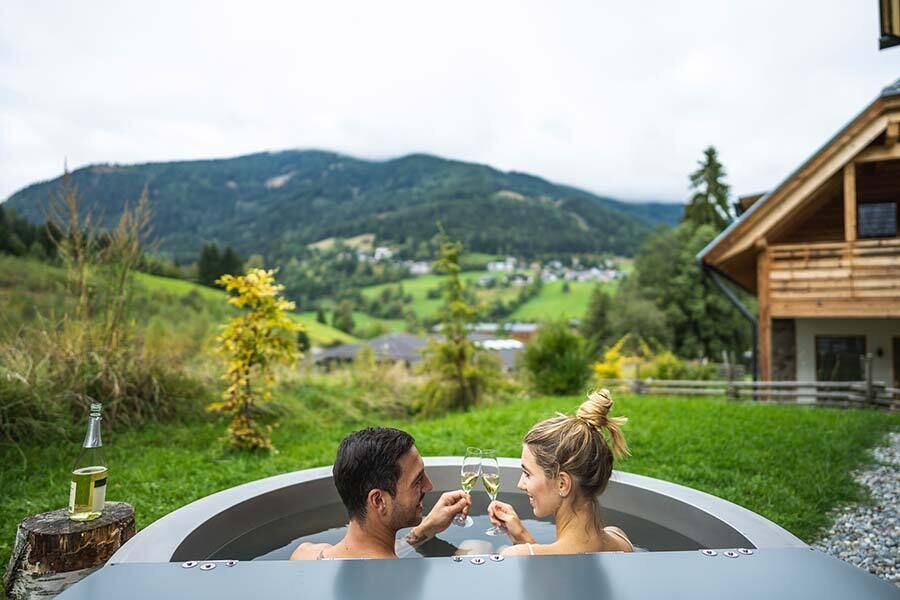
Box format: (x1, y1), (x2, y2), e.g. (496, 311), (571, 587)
(210, 491), (700, 560)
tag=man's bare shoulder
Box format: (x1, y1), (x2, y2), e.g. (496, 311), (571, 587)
(290, 542), (332, 561)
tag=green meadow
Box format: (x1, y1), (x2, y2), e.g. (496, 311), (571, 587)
(1, 387), (895, 571)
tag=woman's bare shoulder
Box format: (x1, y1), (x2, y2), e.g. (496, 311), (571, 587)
(500, 544), (535, 557)
(603, 526), (634, 552)
(290, 542), (332, 560)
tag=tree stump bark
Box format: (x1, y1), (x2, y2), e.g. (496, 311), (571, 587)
(3, 502), (135, 600)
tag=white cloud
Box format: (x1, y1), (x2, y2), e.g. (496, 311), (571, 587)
(1, 0), (897, 203)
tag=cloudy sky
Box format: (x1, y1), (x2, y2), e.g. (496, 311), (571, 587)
(0, 1), (897, 204)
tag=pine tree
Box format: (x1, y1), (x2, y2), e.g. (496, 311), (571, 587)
(417, 228), (501, 414)
(197, 243), (222, 287)
(220, 246), (244, 277)
(581, 286), (613, 354)
(683, 146), (732, 231)
(333, 300), (355, 334)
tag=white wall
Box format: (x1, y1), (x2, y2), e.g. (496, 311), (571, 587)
(794, 318), (900, 384)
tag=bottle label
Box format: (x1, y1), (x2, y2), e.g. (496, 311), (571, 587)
(68, 481), (77, 511)
(69, 466), (108, 514)
(93, 476), (106, 511)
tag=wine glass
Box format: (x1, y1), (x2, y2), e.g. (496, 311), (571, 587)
(481, 449), (504, 536)
(455, 447), (481, 527)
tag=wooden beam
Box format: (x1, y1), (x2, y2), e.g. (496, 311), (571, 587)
(844, 163), (857, 242)
(854, 142), (900, 163)
(707, 109), (893, 266)
(770, 300), (900, 318)
(887, 120), (900, 148)
(757, 241), (772, 382)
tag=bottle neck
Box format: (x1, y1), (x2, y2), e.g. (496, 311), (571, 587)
(83, 417), (103, 448)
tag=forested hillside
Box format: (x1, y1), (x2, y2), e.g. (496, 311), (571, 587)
(5, 151), (681, 263)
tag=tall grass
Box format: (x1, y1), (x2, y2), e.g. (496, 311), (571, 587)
(0, 178), (214, 445)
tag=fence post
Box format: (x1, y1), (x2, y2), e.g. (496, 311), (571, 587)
(730, 351), (739, 401)
(630, 363), (644, 395)
(864, 353), (874, 406)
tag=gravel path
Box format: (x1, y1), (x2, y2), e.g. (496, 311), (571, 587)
(814, 431), (899, 587)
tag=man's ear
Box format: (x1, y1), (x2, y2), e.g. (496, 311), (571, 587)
(558, 472), (573, 498)
(368, 488), (388, 516)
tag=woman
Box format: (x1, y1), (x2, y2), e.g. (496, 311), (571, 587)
(488, 389), (633, 555)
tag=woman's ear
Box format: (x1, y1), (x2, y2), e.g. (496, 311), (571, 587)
(558, 472), (573, 498)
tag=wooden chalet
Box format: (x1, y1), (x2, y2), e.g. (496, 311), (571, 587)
(699, 79), (900, 386)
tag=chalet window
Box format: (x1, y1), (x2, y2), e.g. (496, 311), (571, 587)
(857, 202), (897, 238)
(815, 336), (866, 381)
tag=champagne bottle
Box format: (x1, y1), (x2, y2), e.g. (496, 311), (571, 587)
(68, 403), (107, 521)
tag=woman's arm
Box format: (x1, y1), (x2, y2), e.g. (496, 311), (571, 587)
(488, 501), (536, 545)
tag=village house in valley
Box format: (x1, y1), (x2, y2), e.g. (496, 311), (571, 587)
(700, 79), (900, 386)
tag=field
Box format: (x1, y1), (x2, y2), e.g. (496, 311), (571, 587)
(0, 257), (356, 348)
(511, 279), (616, 320)
(137, 272), (357, 346)
(299, 311), (405, 339)
(360, 272), (612, 322)
(2, 387), (896, 572)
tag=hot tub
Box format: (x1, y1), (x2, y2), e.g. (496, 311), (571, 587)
(61, 458), (899, 600)
(109, 457), (804, 563)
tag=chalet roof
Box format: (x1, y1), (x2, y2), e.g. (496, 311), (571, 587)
(315, 332), (429, 364)
(313, 331), (524, 370)
(882, 78), (900, 98)
(697, 78), (900, 289)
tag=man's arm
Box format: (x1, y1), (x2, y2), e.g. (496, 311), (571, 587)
(396, 520), (441, 557)
(395, 491), (470, 557)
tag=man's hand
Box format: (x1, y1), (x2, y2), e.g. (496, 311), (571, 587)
(419, 490), (471, 537)
(488, 500), (534, 545)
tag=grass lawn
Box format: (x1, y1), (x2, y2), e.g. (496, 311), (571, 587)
(360, 271), (493, 318)
(1, 389), (896, 571)
(360, 272), (607, 322)
(135, 272), (356, 346)
(298, 311), (405, 339)
(511, 280), (615, 320)
(349, 311), (406, 336)
(135, 272), (227, 303)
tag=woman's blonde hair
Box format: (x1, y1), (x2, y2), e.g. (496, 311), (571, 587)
(523, 389), (629, 504)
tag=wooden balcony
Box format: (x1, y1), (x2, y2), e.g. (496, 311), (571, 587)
(765, 238), (900, 318)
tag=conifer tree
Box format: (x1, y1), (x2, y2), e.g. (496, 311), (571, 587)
(197, 243), (222, 287)
(683, 146), (732, 231)
(417, 227), (501, 414)
(220, 246), (244, 277)
(333, 300), (355, 334)
(581, 286), (613, 354)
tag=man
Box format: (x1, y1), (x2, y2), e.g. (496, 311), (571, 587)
(291, 427), (470, 560)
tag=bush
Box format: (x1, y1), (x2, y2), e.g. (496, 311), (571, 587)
(684, 360), (719, 381)
(523, 321), (590, 395)
(646, 350), (687, 380)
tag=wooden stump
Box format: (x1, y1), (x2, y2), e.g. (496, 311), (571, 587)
(3, 502), (135, 600)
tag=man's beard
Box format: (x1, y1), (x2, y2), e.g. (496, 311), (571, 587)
(389, 494), (425, 530)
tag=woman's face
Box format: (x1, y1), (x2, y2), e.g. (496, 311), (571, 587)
(517, 444), (560, 519)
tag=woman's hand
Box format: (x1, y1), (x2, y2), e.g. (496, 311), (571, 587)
(488, 501), (535, 544)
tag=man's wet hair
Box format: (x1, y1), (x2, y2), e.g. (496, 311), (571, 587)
(333, 427), (416, 522)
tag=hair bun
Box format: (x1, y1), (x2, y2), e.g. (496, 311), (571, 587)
(576, 389), (612, 429)
(576, 389), (630, 458)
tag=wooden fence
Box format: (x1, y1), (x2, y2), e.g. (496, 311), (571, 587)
(596, 378), (899, 410)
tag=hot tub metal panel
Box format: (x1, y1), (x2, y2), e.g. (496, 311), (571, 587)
(60, 549), (899, 600)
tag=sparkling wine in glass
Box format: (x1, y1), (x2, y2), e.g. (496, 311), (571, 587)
(482, 450), (504, 536)
(455, 447), (481, 527)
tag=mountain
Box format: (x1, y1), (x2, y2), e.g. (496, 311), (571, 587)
(4, 150), (683, 262)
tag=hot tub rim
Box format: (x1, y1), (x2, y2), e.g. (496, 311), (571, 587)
(110, 457), (804, 563)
